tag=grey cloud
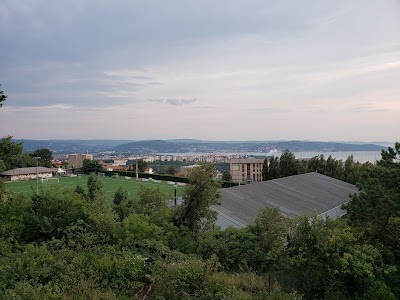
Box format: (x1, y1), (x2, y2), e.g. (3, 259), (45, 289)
(1, 0), (398, 142)
(0, 0), (331, 68)
(148, 98), (197, 106)
(1, 61), (163, 107)
(345, 104), (391, 113)
(246, 107), (293, 114)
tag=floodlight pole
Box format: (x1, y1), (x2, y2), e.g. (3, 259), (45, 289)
(34, 156), (41, 194)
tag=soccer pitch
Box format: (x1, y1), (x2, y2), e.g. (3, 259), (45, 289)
(5, 175), (185, 204)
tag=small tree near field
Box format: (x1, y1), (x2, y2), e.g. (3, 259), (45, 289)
(174, 163), (220, 233)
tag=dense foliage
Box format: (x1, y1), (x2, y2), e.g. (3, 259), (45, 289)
(262, 150), (373, 185)
(29, 148), (53, 168)
(0, 136), (33, 171)
(0, 141), (399, 299)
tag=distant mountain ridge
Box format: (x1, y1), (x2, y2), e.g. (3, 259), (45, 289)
(113, 140), (386, 153)
(15, 139), (387, 154)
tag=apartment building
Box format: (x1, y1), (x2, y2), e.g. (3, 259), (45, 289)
(230, 158), (264, 183)
(67, 154), (93, 168)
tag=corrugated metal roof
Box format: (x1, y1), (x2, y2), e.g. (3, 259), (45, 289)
(1, 167), (55, 176)
(217, 172), (358, 225)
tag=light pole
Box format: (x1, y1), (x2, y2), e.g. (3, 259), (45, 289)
(33, 156), (41, 194)
(136, 159), (138, 179)
(238, 151), (241, 186)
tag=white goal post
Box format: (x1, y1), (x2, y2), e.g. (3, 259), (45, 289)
(98, 172), (106, 177)
(41, 177), (60, 184)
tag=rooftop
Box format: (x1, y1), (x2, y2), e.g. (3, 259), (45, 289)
(216, 172), (358, 226)
(230, 158), (264, 164)
(1, 167), (55, 176)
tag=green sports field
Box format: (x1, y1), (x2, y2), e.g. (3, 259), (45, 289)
(5, 175), (185, 204)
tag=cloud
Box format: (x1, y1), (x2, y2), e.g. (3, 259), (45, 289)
(0, 1), (399, 141)
(148, 98), (197, 106)
(3, 104), (76, 111)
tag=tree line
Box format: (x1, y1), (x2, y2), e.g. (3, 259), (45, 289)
(262, 149), (372, 185)
(0, 136), (54, 173)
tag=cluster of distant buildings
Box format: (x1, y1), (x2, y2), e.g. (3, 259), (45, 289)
(3, 152), (266, 184)
(93, 153), (232, 164)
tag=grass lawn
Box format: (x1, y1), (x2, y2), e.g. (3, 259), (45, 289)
(5, 175), (185, 204)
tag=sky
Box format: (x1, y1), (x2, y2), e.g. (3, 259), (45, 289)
(0, 0), (399, 142)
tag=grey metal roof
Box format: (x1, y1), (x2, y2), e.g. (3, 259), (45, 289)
(1, 167), (55, 176)
(217, 172), (358, 225)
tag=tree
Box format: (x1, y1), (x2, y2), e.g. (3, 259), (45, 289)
(344, 146), (400, 249)
(379, 142), (400, 168)
(196, 226), (263, 273)
(113, 185), (135, 221)
(127, 159), (148, 173)
(165, 165), (176, 175)
(29, 188), (87, 242)
(0, 84), (7, 107)
(279, 150), (299, 177)
(0, 136), (32, 170)
(276, 215), (393, 299)
(81, 159), (102, 174)
(325, 155), (343, 179)
(113, 185), (128, 206)
(264, 156), (280, 180)
(174, 163), (220, 233)
(253, 207), (291, 274)
(307, 155), (326, 173)
(342, 143), (400, 297)
(262, 158), (269, 180)
(87, 173), (104, 202)
(0, 160), (5, 173)
(137, 185), (168, 214)
(30, 148), (53, 168)
(74, 185), (86, 198)
(0, 136), (23, 162)
(255, 207), (289, 253)
(222, 171), (232, 182)
(343, 155), (356, 184)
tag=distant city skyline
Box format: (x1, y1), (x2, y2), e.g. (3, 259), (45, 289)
(0, 0), (399, 142)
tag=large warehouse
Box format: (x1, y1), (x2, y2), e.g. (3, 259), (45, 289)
(214, 172), (358, 228)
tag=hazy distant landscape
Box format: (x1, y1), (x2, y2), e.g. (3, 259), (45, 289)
(18, 139), (388, 154)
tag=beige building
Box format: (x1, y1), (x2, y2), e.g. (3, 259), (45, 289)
(230, 158), (264, 183)
(1, 167), (54, 181)
(68, 154), (93, 168)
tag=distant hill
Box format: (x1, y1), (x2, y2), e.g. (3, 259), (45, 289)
(14, 139), (386, 154)
(112, 140), (386, 153)
(15, 139), (132, 154)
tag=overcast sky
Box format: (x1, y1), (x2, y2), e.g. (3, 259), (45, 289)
(0, 0), (399, 142)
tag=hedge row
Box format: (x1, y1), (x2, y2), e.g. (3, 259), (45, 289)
(81, 168), (239, 188)
(99, 170), (190, 184)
